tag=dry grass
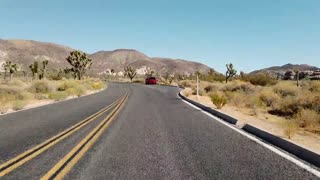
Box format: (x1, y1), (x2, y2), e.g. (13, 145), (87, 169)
(179, 79), (320, 135)
(0, 78), (106, 114)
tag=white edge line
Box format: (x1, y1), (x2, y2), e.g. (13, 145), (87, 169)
(178, 94), (320, 178)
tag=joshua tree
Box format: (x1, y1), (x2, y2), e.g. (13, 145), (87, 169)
(240, 71), (245, 79)
(66, 51), (92, 80)
(163, 72), (170, 81)
(294, 70), (300, 87)
(2, 61), (18, 80)
(208, 69), (215, 76)
(163, 72), (174, 84)
(145, 67), (155, 78)
(29, 61), (39, 80)
(124, 66), (137, 81)
(225, 63), (237, 83)
(39, 60), (49, 80)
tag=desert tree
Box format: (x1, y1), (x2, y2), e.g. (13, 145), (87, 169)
(124, 66), (137, 81)
(225, 63), (237, 83)
(66, 51), (92, 80)
(39, 60), (49, 80)
(29, 61), (39, 80)
(208, 69), (215, 76)
(163, 72), (174, 84)
(145, 67), (155, 78)
(2, 61), (18, 80)
(240, 71), (245, 79)
(294, 69), (300, 87)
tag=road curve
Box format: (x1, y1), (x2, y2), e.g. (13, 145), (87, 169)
(0, 82), (319, 179)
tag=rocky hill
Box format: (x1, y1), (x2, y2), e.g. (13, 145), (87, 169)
(250, 63), (319, 77)
(0, 39), (212, 75)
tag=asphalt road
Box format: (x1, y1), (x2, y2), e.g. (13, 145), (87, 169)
(0, 82), (318, 179)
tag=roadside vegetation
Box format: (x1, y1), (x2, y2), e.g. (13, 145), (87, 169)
(0, 50), (105, 114)
(174, 66), (320, 139)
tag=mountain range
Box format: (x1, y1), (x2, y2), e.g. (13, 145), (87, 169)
(250, 63), (320, 77)
(0, 39), (212, 75)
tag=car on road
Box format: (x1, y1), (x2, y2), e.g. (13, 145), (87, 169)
(145, 77), (157, 85)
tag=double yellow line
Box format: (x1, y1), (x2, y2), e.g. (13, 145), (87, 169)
(0, 94), (127, 177)
(42, 93), (128, 180)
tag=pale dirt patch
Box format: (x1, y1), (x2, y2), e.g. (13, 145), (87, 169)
(182, 89), (320, 154)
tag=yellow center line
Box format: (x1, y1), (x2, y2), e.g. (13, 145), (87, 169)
(0, 95), (126, 177)
(41, 94), (128, 180)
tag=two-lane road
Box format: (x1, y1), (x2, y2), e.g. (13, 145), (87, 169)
(0, 82), (319, 179)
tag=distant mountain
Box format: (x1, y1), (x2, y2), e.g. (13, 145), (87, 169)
(250, 63), (320, 77)
(0, 39), (213, 75)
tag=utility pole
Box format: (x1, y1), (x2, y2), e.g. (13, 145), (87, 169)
(197, 74), (199, 100)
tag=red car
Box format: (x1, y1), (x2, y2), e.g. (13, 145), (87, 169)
(145, 77), (157, 85)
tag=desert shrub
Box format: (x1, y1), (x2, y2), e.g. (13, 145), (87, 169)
(7, 79), (25, 87)
(29, 81), (51, 94)
(312, 96), (320, 113)
(132, 79), (144, 84)
(271, 97), (300, 117)
(222, 82), (255, 94)
(224, 91), (245, 108)
(0, 104), (9, 114)
(273, 84), (297, 97)
(296, 109), (320, 128)
(12, 100), (27, 110)
(284, 121), (297, 139)
(184, 91), (191, 97)
(34, 93), (48, 100)
(74, 85), (86, 97)
(204, 85), (218, 93)
(66, 88), (76, 96)
(16, 92), (32, 101)
(180, 81), (192, 88)
(48, 91), (68, 101)
(210, 93), (227, 109)
(57, 80), (78, 91)
(192, 88), (204, 96)
(308, 81), (320, 93)
(246, 73), (278, 86)
(0, 86), (21, 102)
(259, 90), (281, 107)
(269, 93), (316, 117)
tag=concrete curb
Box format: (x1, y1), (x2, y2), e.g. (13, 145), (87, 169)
(242, 124), (320, 168)
(178, 91), (320, 168)
(178, 92), (237, 125)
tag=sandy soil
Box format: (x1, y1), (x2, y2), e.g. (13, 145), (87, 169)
(182, 88), (320, 154)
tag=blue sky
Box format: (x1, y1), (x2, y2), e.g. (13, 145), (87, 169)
(0, 0), (319, 73)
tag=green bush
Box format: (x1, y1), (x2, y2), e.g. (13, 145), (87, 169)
(210, 93), (227, 109)
(48, 91), (68, 101)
